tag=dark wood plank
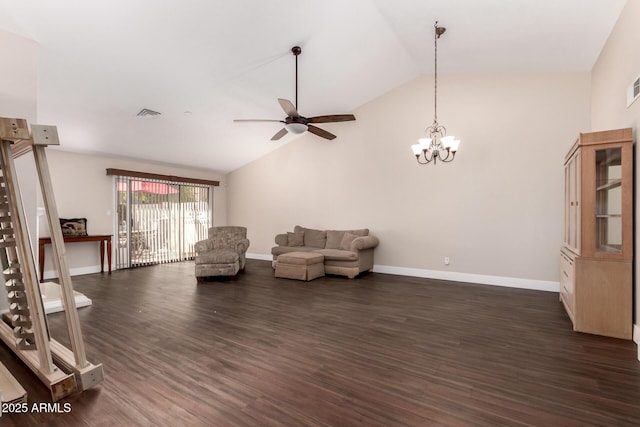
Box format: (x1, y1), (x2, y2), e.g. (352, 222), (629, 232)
(105, 168), (219, 186)
(1, 260), (639, 426)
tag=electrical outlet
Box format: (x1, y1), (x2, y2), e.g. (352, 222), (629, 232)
(444, 257), (450, 265)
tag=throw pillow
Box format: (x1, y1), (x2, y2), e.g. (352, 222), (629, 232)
(325, 230), (345, 249)
(303, 228), (327, 248)
(59, 218), (88, 237)
(287, 231), (304, 247)
(349, 228), (369, 237)
(340, 232), (358, 251)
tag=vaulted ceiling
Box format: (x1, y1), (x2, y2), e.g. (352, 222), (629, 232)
(0, 0), (627, 173)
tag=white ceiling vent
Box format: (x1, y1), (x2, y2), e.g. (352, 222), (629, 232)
(136, 108), (161, 117)
(627, 75), (640, 108)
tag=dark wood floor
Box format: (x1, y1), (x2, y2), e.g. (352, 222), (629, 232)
(1, 259), (639, 426)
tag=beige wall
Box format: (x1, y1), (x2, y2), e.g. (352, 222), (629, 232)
(0, 29), (38, 246)
(40, 150), (227, 278)
(0, 30), (38, 123)
(0, 29), (38, 312)
(591, 0), (640, 337)
(228, 72), (591, 287)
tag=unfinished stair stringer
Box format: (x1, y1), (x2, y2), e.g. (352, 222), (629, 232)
(0, 118), (103, 401)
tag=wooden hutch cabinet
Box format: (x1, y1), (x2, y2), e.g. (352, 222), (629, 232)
(561, 128), (633, 339)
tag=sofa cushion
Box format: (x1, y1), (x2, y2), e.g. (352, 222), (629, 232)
(320, 228), (370, 249)
(349, 228), (369, 237)
(296, 227), (327, 248)
(287, 231), (304, 246)
(339, 232), (359, 251)
(323, 259), (359, 268)
(313, 249), (358, 261)
(325, 230), (345, 249)
(196, 250), (239, 265)
(274, 233), (288, 246)
(271, 246), (316, 256)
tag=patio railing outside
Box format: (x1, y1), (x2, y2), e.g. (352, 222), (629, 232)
(115, 178), (210, 269)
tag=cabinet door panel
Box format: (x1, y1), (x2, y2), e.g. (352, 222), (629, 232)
(564, 152), (580, 253)
(595, 147), (622, 254)
(560, 252), (575, 317)
(575, 152), (581, 251)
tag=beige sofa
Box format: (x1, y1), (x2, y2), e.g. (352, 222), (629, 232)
(271, 225), (379, 279)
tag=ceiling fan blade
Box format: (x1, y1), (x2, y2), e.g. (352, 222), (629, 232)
(271, 128), (288, 141)
(233, 119), (283, 123)
(278, 98), (299, 118)
(308, 114), (356, 124)
(307, 125), (336, 140)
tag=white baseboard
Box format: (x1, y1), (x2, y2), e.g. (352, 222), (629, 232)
(246, 253), (559, 292)
(373, 265), (559, 292)
(247, 253), (274, 261)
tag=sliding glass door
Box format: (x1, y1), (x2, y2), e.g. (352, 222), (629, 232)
(115, 177), (210, 269)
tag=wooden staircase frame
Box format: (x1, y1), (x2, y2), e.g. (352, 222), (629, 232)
(0, 118), (103, 402)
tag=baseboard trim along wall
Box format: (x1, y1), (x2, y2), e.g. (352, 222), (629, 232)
(247, 254), (559, 292)
(372, 265), (559, 292)
(247, 253), (274, 261)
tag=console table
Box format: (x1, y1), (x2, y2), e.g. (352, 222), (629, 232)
(38, 235), (112, 282)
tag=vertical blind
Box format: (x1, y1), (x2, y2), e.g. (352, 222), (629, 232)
(114, 176), (211, 269)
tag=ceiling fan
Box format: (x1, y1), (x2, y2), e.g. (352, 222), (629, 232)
(234, 46), (356, 141)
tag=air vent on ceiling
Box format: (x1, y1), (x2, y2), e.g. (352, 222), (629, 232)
(136, 108), (161, 117)
(627, 75), (640, 108)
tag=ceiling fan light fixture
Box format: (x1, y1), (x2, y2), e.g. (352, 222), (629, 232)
(285, 123), (308, 134)
(234, 45), (355, 141)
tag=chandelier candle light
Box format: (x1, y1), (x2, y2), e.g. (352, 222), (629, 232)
(411, 21), (460, 164)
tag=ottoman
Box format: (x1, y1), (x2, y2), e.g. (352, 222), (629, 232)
(275, 252), (325, 281)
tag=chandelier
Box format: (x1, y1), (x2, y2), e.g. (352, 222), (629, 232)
(411, 21), (460, 165)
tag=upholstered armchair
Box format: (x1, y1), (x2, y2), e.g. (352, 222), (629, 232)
(194, 226), (250, 282)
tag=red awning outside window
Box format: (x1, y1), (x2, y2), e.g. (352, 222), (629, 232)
(117, 180), (179, 194)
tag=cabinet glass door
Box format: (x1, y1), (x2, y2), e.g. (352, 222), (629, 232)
(595, 148), (622, 253)
(568, 160), (575, 248)
(565, 153), (580, 252)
